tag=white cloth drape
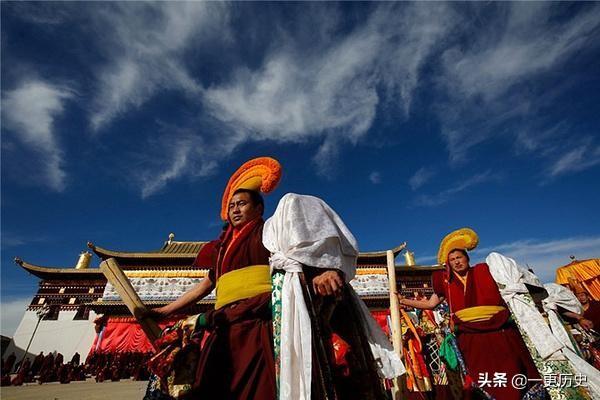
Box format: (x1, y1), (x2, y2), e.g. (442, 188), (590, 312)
(485, 252), (564, 360)
(264, 193), (405, 400)
(542, 283), (600, 398)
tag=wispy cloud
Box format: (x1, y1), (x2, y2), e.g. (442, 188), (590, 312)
(419, 235), (600, 283)
(409, 167), (435, 191)
(89, 3), (229, 131)
(1, 233), (48, 250)
(413, 170), (497, 207)
(0, 297), (30, 337)
(547, 140), (600, 178)
(202, 4), (457, 180)
(472, 236), (600, 283)
(369, 171), (382, 184)
(437, 3), (600, 165)
(2, 80), (73, 191)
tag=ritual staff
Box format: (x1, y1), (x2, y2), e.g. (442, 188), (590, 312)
(152, 158), (347, 400)
(397, 228), (541, 400)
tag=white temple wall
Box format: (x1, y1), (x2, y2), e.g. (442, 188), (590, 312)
(4, 310), (98, 363)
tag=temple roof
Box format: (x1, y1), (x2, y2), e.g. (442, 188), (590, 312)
(16, 240), (410, 279)
(88, 240), (407, 264)
(88, 240), (207, 260)
(14, 257), (104, 280)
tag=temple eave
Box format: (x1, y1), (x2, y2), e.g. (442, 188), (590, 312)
(15, 258), (103, 279)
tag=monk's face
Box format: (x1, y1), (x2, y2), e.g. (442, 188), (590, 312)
(448, 250), (470, 275)
(228, 192), (262, 228)
(577, 292), (589, 305)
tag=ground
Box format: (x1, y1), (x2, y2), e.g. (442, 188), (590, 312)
(0, 379), (147, 400)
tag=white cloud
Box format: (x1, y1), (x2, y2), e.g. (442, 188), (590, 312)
(548, 141), (600, 178)
(409, 167), (435, 191)
(419, 235), (600, 284)
(89, 3), (229, 131)
(1, 297), (30, 337)
(2, 80), (73, 191)
(437, 3), (600, 164)
(472, 236), (600, 283)
(1, 233), (48, 249)
(413, 170), (497, 207)
(202, 4), (458, 179)
(369, 171), (382, 184)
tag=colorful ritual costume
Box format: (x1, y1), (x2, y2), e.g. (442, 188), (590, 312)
(191, 217), (276, 400)
(432, 263), (541, 400)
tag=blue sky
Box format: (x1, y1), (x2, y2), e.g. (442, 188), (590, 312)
(2, 2), (600, 336)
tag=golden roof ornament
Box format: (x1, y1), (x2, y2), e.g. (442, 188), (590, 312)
(404, 250), (416, 266)
(75, 251), (92, 269)
(168, 233), (175, 244)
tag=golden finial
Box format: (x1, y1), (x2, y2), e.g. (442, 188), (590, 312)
(168, 233), (175, 244)
(404, 250), (416, 266)
(75, 251), (92, 269)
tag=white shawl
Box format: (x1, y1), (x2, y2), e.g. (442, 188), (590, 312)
(263, 193), (405, 400)
(485, 252), (564, 360)
(543, 283), (600, 398)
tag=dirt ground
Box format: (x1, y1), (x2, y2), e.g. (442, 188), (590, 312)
(0, 379), (148, 400)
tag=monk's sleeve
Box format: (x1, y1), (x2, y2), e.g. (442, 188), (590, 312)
(192, 240), (219, 283)
(431, 270), (447, 299)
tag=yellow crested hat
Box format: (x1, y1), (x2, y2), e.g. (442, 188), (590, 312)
(437, 227), (479, 265)
(220, 157), (282, 220)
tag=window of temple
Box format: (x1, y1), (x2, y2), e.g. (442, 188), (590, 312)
(68, 297), (77, 304)
(37, 298), (45, 305)
(59, 287), (66, 293)
(88, 288), (94, 294)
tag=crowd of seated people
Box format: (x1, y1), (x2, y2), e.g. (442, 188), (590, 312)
(1, 351), (152, 385)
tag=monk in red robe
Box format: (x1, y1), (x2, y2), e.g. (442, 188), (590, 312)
(576, 290), (600, 331)
(398, 231), (541, 400)
(153, 189), (343, 400)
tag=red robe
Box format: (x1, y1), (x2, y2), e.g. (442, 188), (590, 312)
(192, 218), (276, 400)
(583, 300), (600, 331)
(432, 263), (540, 400)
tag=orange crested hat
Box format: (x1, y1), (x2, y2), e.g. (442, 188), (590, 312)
(437, 227), (479, 265)
(220, 157), (282, 221)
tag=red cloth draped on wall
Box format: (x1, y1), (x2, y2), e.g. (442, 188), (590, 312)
(90, 310), (391, 355)
(90, 316), (183, 354)
(370, 309), (390, 336)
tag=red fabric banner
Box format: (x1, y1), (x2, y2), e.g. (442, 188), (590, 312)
(89, 316), (183, 354)
(370, 309), (391, 336)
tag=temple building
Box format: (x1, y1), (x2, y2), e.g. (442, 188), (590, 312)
(5, 234), (440, 363)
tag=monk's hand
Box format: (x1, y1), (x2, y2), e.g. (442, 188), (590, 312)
(145, 306), (171, 319)
(579, 318), (594, 331)
(313, 270), (344, 297)
(396, 292), (408, 309)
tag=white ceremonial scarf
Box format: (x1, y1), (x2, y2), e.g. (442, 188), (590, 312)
(263, 193), (405, 400)
(485, 252), (564, 360)
(542, 283), (600, 398)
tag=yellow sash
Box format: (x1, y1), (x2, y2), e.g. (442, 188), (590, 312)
(455, 305), (506, 323)
(215, 265), (271, 309)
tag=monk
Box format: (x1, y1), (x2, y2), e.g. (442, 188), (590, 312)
(153, 189), (343, 400)
(576, 290), (600, 332)
(398, 232), (541, 400)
